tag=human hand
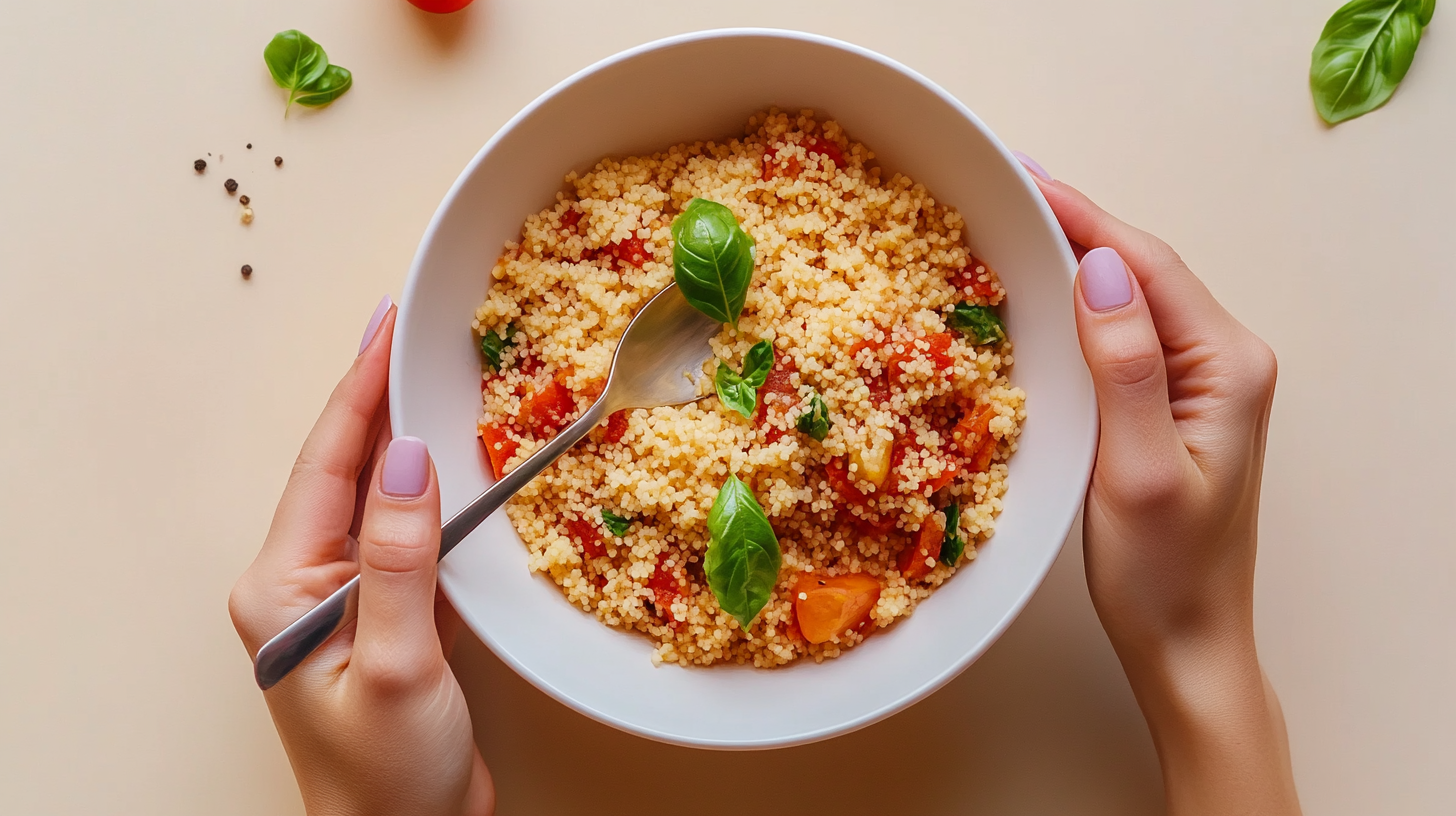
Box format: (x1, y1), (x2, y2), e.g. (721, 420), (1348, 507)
(229, 297), (494, 816)
(1014, 153), (1299, 815)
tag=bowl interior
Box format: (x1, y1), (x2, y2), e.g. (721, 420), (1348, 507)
(392, 29), (1095, 748)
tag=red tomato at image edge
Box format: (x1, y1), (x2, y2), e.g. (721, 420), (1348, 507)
(407, 0), (474, 13)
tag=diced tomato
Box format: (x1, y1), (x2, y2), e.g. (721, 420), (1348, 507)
(885, 333), (955, 381)
(824, 457), (875, 505)
(480, 424), (518, 478)
(951, 257), (1001, 301)
(792, 572), (881, 644)
(950, 403), (996, 471)
(519, 379), (577, 437)
(566, 517), (605, 560)
(851, 512), (900, 537)
(969, 435), (997, 473)
(803, 136), (845, 167)
(610, 236), (649, 268)
(560, 207), (583, 231)
(602, 410), (629, 444)
(648, 564), (686, 629)
(517, 354), (544, 377)
(927, 458), (960, 492)
(897, 512), (945, 580)
(753, 358), (798, 443)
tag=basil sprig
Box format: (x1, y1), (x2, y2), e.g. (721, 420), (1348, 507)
(947, 302), (1007, 346)
(671, 198), (755, 328)
(479, 324), (518, 372)
(704, 474), (781, 629)
(1310, 0), (1435, 125)
(715, 340), (774, 418)
(264, 30), (353, 116)
(939, 502), (965, 566)
(795, 392), (831, 441)
(600, 510), (632, 538)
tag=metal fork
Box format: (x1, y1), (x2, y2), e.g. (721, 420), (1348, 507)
(253, 283), (721, 689)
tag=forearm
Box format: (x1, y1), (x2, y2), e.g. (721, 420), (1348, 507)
(1114, 631), (1301, 816)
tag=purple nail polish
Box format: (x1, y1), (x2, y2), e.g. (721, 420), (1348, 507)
(1079, 247), (1133, 312)
(1012, 150), (1052, 182)
(359, 295), (392, 355)
(381, 436), (429, 498)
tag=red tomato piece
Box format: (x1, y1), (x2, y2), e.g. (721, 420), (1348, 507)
(886, 333), (956, 381)
(559, 207), (583, 231)
(926, 458), (960, 492)
(611, 236), (649, 268)
(792, 572), (881, 644)
(897, 512), (946, 580)
(406, 0), (474, 12)
(480, 424), (517, 478)
(602, 410), (629, 444)
(648, 564), (686, 629)
(824, 457), (875, 505)
(519, 379), (577, 437)
(951, 403), (995, 463)
(803, 136), (845, 167)
(753, 358), (798, 442)
(951, 257), (1001, 301)
(566, 518), (605, 560)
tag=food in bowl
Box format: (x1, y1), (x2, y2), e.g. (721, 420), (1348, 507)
(472, 110), (1025, 667)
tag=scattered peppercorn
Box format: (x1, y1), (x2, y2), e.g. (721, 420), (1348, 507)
(274, 156), (283, 167)
(241, 207), (254, 224)
(239, 194), (250, 205)
(241, 264), (253, 278)
(246, 143), (252, 149)
(224, 178), (238, 194)
(194, 159), (206, 173)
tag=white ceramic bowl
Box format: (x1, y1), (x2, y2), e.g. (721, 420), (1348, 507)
(392, 28), (1096, 749)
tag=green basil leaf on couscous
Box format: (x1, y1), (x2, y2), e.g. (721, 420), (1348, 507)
(670, 198), (756, 328)
(714, 340), (774, 418)
(600, 509), (632, 538)
(947, 302), (1007, 345)
(939, 501), (965, 566)
(704, 474), (781, 630)
(478, 323), (518, 372)
(795, 392), (831, 441)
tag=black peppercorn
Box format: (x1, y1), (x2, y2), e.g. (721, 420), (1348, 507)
(274, 156), (283, 167)
(246, 143), (252, 149)
(241, 264), (253, 278)
(239, 195), (250, 206)
(224, 178), (238, 194)
(194, 159), (206, 173)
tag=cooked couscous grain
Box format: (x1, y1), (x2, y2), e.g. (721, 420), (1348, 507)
(474, 110), (1025, 667)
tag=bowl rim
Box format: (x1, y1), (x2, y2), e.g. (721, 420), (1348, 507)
(393, 26), (1094, 749)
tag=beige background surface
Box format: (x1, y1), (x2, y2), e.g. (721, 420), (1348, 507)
(2, 1), (1452, 814)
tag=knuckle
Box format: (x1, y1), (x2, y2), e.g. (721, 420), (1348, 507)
(1108, 457), (1188, 514)
(357, 651), (427, 697)
(360, 535), (433, 575)
(1097, 336), (1165, 391)
(227, 576), (258, 640)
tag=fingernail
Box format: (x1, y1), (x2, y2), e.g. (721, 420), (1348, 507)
(382, 436), (429, 498)
(359, 295), (392, 356)
(1012, 150), (1052, 182)
(1079, 247), (1133, 312)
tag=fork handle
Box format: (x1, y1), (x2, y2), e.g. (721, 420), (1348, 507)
(252, 397), (612, 690)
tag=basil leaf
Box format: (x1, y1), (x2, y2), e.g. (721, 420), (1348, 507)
(714, 340), (774, 418)
(1310, 0), (1432, 125)
(671, 198), (755, 328)
(479, 324), (517, 372)
(264, 30), (328, 92)
(705, 474), (782, 629)
(939, 502), (965, 566)
(294, 64), (353, 108)
(600, 510), (632, 537)
(947, 302), (1007, 345)
(795, 392), (831, 441)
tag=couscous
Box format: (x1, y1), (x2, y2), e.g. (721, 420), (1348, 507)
(473, 110), (1025, 667)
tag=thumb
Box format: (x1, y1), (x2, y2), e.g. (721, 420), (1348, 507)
(1074, 247), (1187, 473)
(353, 436), (446, 687)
